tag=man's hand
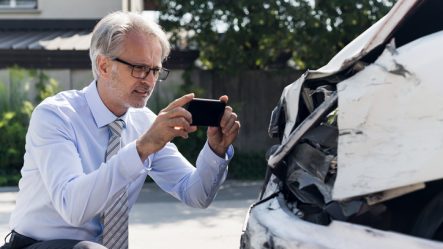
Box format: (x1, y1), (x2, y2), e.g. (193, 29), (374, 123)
(207, 95), (241, 157)
(136, 93), (198, 161)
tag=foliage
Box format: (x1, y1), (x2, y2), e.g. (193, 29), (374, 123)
(33, 70), (59, 102)
(0, 68), (33, 175)
(0, 68), (59, 186)
(158, 0), (396, 71)
(228, 151), (266, 180)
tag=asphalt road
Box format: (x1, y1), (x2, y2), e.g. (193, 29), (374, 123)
(0, 180), (262, 249)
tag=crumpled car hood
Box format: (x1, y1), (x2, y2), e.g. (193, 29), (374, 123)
(334, 31), (443, 199)
(241, 0), (443, 248)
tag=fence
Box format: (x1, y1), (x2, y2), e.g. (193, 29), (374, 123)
(0, 67), (302, 154)
(188, 69), (302, 153)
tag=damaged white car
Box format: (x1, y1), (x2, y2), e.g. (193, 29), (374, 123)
(240, 0), (443, 248)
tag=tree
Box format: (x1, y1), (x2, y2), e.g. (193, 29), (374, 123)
(158, 0), (396, 72)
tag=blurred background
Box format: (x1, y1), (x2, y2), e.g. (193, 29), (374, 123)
(0, 0), (396, 185)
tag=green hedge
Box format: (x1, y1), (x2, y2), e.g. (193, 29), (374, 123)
(0, 68), (59, 186)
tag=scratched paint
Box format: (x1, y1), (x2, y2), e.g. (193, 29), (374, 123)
(334, 30), (443, 200)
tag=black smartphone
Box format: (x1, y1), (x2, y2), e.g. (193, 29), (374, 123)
(186, 98), (226, 126)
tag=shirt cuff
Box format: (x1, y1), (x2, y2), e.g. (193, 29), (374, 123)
(202, 141), (233, 165)
(226, 145), (234, 160)
(198, 141), (231, 187)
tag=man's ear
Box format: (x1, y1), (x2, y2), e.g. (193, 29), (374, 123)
(97, 55), (111, 80)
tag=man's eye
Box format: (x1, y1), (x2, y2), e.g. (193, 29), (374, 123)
(133, 66), (145, 72)
(151, 68), (160, 75)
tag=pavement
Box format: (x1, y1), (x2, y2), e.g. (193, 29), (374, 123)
(0, 180), (262, 249)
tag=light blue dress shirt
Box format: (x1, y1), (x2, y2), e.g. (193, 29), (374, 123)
(9, 81), (231, 242)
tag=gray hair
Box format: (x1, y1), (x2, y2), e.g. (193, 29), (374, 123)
(89, 11), (171, 80)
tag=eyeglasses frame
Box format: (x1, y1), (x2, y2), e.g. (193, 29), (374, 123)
(112, 57), (169, 81)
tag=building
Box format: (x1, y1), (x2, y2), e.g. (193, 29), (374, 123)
(0, 0), (196, 104)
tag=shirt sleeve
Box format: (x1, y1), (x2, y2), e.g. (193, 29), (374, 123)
(147, 141), (232, 208)
(28, 105), (146, 226)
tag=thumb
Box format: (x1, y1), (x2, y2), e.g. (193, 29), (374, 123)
(219, 95), (228, 104)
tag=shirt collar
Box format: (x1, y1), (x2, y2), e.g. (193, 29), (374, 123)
(84, 80), (129, 128)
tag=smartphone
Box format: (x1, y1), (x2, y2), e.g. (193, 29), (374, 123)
(186, 98), (226, 126)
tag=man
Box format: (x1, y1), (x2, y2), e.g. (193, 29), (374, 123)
(2, 11), (240, 249)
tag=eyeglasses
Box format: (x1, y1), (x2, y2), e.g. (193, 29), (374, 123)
(112, 57), (169, 81)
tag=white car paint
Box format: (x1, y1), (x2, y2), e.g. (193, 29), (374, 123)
(334, 30), (443, 199)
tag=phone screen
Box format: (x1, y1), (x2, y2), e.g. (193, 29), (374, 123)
(186, 98), (226, 126)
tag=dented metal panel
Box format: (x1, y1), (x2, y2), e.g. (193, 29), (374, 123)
(281, 73), (307, 142)
(268, 93), (337, 169)
(242, 195), (443, 249)
(334, 30), (443, 200)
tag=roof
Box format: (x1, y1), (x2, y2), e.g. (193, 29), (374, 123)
(0, 19), (94, 68)
(0, 19), (198, 69)
(0, 30), (92, 50)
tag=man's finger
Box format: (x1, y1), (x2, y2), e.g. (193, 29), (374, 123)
(222, 113), (237, 133)
(219, 95), (229, 104)
(163, 93), (194, 112)
(168, 117), (191, 131)
(164, 107), (192, 123)
(227, 121), (241, 135)
(220, 106), (233, 128)
(169, 126), (189, 139)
